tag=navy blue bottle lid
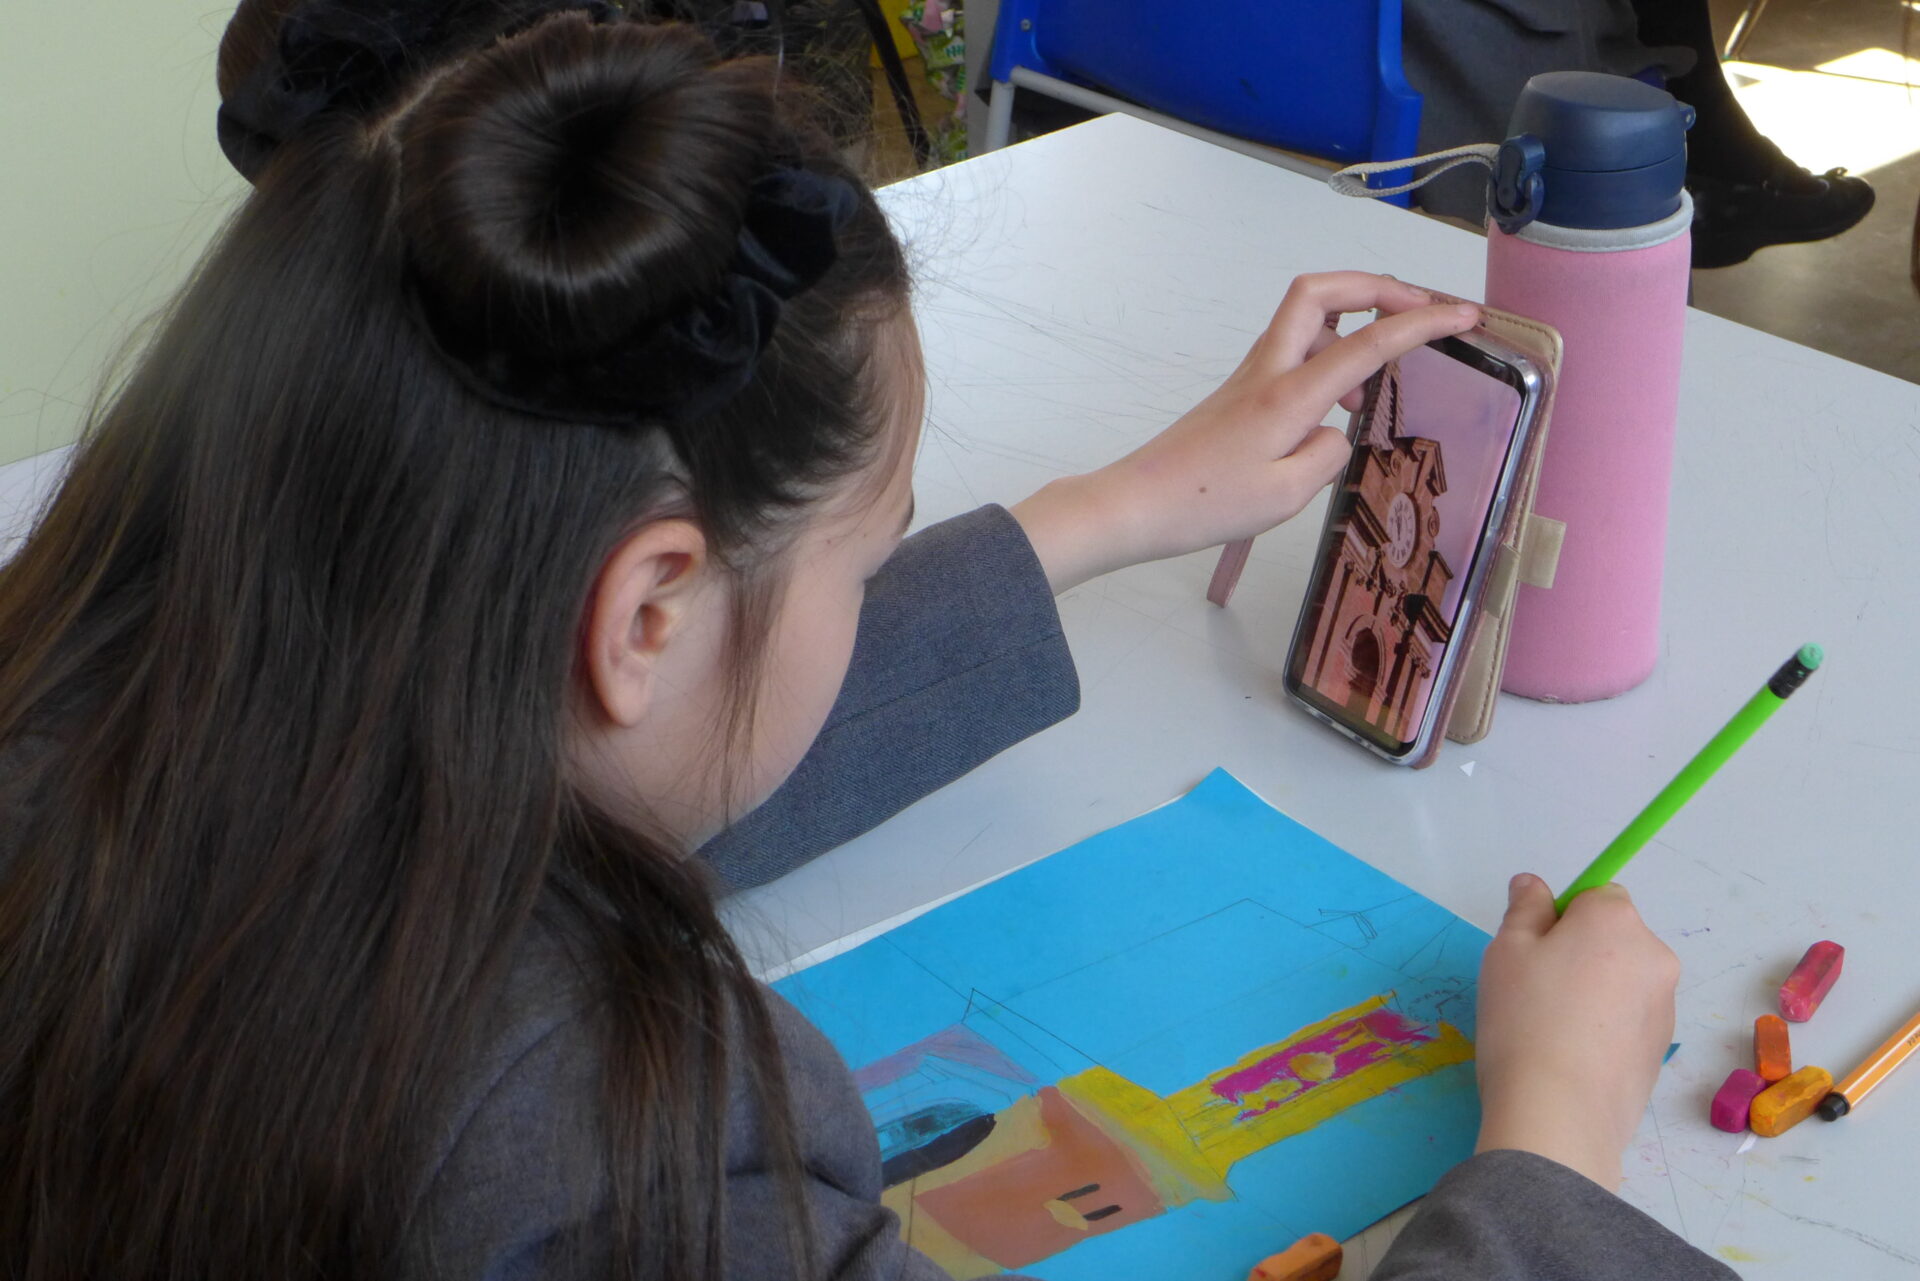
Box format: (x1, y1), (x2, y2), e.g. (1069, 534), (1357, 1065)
(1490, 72), (1694, 233)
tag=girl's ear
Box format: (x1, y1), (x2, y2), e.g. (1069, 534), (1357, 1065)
(580, 518), (710, 728)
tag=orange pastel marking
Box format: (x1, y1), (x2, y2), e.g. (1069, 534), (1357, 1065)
(1754, 1014), (1793, 1083)
(1750, 1065), (1833, 1137)
(1249, 1232), (1343, 1281)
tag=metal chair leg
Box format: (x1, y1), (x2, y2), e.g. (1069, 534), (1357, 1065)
(1722, 0), (1771, 61)
(1910, 192), (1919, 297)
(849, 0), (934, 167)
(985, 78), (1015, 150)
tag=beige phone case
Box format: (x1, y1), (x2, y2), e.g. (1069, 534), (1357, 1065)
(1204, 300), (1565, 760)
(1437, 304), (1563, 747)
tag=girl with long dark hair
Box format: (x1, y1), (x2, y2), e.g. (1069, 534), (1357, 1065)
(1, 5), (1725, 1279)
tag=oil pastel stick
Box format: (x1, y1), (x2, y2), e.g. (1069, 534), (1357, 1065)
(1779, 940), (1844, 1022)
(1750, 1065), (1832, 1137)
(1754, 1014), (1792, 1082)
(1711, 1068), (1768, 1133)
(1248, 1233), (1341, 1281)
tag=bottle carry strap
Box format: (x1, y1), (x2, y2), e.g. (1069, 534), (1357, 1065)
(1331, 140), (1549, 233)
(1328, 144), (1500, 199)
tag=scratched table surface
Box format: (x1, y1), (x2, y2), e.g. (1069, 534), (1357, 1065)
(5, 112), (1920, 1277)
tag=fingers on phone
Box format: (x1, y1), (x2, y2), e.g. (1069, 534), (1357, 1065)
(1303, 330), (1369, 413)
(1260, 273), (1440, 367)
(1300, 304), (1478, 407)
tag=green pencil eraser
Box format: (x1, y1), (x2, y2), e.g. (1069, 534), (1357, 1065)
(1798, 643), (1824, 671)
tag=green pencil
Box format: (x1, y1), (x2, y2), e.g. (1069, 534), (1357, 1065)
(1554, 644), (1824, 914)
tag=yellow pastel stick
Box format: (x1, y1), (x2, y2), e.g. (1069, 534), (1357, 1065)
(1750, 1065), (1832, 1137)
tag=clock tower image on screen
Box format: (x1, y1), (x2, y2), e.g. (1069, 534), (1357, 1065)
(1297, 361), (1454, 743)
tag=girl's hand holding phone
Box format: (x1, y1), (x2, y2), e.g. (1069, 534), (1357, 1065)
(1473, 874), (1681, 1190)
(1012, 272), (1481, 593)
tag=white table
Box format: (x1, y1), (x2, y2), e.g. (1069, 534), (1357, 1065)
(725, 116), (1920, 1278)
(6, 113), (1918, 1278)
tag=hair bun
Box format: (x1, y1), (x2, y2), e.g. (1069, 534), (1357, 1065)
(396, 16), (778, 368)
(216, 0), (627, 183)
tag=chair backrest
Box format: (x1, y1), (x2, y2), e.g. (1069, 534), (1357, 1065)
(989, 0), (1420, 174)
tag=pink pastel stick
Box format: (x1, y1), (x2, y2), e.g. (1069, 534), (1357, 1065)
(1711, 1068), (1769, 1133)
(1779, 940), (1845, 1022)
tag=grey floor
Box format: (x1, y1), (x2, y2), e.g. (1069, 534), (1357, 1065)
(1693, 0), (1920, 383)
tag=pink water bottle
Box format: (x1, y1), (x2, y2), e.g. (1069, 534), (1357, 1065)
(1484, 73), (1695, 702)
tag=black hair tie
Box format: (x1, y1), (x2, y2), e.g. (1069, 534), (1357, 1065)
(412, 166), (863, 427)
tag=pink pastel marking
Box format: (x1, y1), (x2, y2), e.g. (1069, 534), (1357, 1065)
(1779, 940), (1844, 1023)
(853, 1024), (1039, 1093)
(1711, 1068), (1769, 1133)
(1212, 1008), (1438, 1117)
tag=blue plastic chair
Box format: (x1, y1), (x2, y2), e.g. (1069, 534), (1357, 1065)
(984, 1), (1422, 206)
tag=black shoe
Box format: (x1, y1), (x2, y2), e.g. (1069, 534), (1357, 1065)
(1687, 146), (1876, 268)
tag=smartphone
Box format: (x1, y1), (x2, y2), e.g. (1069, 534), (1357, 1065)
(1283, 330), (1546, 766)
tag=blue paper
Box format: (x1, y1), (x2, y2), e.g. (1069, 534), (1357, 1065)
(775, 769), (1489, 1280)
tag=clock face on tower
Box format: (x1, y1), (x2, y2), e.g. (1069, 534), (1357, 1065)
(1385, 493), (1418, 567)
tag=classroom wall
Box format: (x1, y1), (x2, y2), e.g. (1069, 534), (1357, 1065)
(0, 2), (245, 468)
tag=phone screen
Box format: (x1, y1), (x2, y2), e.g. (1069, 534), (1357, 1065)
(1286, 337), (1529, 756)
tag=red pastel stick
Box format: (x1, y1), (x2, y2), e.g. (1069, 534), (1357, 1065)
(1780, 941), (1844, 1022)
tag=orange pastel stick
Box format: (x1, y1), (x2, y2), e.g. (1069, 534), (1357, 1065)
(1249, 1233), (1343, 1281)
(1750, 1065), (1833, 1137)
(1754, 1014), (1793, 1083)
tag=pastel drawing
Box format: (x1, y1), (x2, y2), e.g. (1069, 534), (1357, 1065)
(776, 770), (1491, 1281)
(871, 996), (1472, 1275)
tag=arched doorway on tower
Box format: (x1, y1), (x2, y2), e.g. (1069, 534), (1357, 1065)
(1344, 624), (1382, 719)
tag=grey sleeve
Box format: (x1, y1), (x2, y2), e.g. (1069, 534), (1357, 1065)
(725, 1170), (1031, 1281)
(418, 980), (1045, 1281)
(699, 504), (1080, 891)
(415, 1010), (614, 1280)
(1375, 1150), (1739, 1281)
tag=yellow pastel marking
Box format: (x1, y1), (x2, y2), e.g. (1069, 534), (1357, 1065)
(1054, 1066), (1231, 1207)
(1166, 996), (1475, 1174)
(1290, 1051), (1338, 1082)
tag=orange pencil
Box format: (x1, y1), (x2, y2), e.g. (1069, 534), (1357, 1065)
(1818, 1008), (1920, 1121)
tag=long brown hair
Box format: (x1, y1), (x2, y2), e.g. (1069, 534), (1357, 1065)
(0, 13), (908, 1279)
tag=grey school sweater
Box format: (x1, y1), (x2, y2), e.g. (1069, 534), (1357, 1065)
(422, 505), (1735, 1281)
